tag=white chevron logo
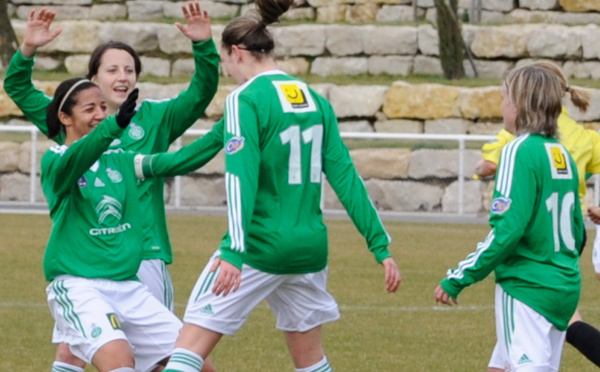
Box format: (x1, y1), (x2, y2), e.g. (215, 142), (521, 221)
(96, 195), (122, 224)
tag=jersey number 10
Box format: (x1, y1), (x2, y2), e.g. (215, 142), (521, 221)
(280, 125), (323, 185)
(546, 191), (576, 252)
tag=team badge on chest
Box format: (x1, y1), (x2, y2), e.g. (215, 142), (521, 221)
(106, 168), (123, 183)
(128, 123), (145, 140)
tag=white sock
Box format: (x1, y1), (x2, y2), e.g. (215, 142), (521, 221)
(51, 361), (85, 372)
(295, 356), (333, 372)
(164, 348), (205, 372)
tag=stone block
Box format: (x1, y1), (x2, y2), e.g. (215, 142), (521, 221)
(180, 176), (226, 207)
(365, 179), (443, 212)
(520, 0), (560, 10)
(64, 55), (90, 75)
(376, 5), (421, 22)
(0, 142), (21, 172)
(442, 180), (484, 213)
(272, 25), (327, 58)
(424, 118), (473, 134)
(276, 58), (311, 76)
(140, 57), (171, 78)
(19, 141), (54, 174)
(90, 4), (127, 20)
(310, 57), (368, 76)
(459, 86), (502, 120)
(329, 85), (387, 118)
(325, 25), (363, 56)
(127, 1), (166, 21)
(338, 120), (374, 133)
(374, 119), (423, 133)
(383, 82), (461, 120)
(350, 148), (411, 179)
(527, 25), (583, 58)
(316, 5), (347, 23)
(560, 0), (600, 12)
(408, 149), (481, 179)
(368, 56), (413, 76)
(99, 22), (159, 52)
(417, 24), (439, 56)
(412, 55), (443, 75)
(346, 3), (378, 23)
(363, 25), (418, 56)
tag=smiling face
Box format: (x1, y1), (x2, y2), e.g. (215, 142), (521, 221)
(91, 48), (137, 114)
(60, 86), (107, 143)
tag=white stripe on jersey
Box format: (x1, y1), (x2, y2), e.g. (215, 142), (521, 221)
(447, 229), (495, 280)
(496, 134), (528, 198)
(49, 145), (67, 155)
(226, 90), (240, 136)
(225, 172), (244, 252)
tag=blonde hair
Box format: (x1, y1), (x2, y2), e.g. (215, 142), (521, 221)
(533, 61), (590, 113)
(504, 65), (563, 138)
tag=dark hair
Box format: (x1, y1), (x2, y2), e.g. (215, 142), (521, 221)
(221, 0), (295, 57)
(46, 78), (98, 139)
(86, 41), (142, 79)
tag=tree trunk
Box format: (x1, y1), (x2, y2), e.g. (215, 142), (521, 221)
(0, 0), (18, 68)
(434, 0), (465, 80)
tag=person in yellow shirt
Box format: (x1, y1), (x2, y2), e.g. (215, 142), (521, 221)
(475, 61), (600, 370)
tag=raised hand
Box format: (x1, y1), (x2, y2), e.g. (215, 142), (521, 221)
(21, 8), (63, 58)
(116, 88), (139, 129)
(175, 1), (212, 43)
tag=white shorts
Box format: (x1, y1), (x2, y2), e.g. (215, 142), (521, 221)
(592, 225), (600, 274)
(47, 275), (182, 372)
(137, 259), (174, 312)
(493, 285), (566, 371)
(184, 251), (340, 335)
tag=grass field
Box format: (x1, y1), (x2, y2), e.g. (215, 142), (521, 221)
(1, 213), (600, 371)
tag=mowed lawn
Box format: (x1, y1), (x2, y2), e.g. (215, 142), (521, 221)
(1, 212), (600, 371)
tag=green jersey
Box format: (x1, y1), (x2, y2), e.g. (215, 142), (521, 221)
(203, 70), (391, 274)
(441, 134), (583, 330)
(3, 40), (220, 263)
(42, 117), (144, 281)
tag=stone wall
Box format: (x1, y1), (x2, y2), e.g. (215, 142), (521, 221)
(4, 20), (600, 80)
(6, 0), (600, 24)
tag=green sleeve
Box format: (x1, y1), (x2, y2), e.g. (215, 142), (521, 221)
(440, 146), (535, 298)
(136, 119), (224, 179)
(321, 100), (391, 264)
(3, 49), (63, 143)
(159, 39), (220, 144)
(42, 116), (124, 198)
(217, 96), (261, 270)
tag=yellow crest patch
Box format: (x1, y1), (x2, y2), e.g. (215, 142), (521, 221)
(281, 84), (307, 105)
(550, 146), (567, 174)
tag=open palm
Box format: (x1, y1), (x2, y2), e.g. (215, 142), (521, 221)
(175, 1), (212, 43)
(23, 8), (62, 49)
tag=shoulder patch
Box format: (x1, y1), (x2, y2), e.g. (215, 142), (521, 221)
(225, 137), (245, 155)
(490, 197), (511, 214)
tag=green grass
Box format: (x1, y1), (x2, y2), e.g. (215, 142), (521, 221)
(1, 213), (599, 371)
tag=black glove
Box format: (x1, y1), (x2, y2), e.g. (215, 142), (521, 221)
(116, 88), (139, 129)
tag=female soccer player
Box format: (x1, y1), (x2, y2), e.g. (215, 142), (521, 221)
(153, 1), (401, 371)
(3, 4), (221, 372)
(474, 61), (600, 370)
(436, 65), (584, 371)
(41, 78), (184, 372)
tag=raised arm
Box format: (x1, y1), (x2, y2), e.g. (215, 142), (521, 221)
(3, 8), (63, 141)
(147, 1), (219, 143)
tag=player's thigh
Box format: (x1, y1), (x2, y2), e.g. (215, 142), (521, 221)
(137, 259), (174, 312)
(184, 253), (284, 335)
(495, 285), (565, 372)
(266, 267), (340, 332)
(115, 280), (182, 372)
(46, 276), (129, 365)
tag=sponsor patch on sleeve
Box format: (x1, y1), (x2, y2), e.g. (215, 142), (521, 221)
(225, 137), (245, 155)
(490, 197), (511, 214)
